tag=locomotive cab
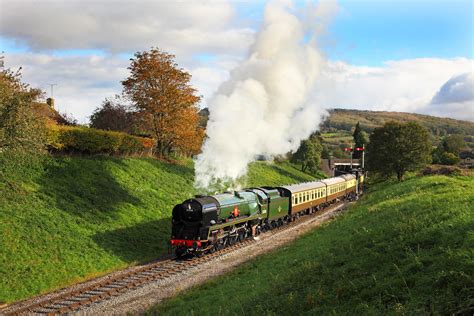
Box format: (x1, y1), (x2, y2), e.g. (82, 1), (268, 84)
(171, 196), (219, 250)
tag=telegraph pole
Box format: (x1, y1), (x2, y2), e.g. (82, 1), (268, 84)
(362, 144), (365, 169)
(0, 51), (4, 69)
(49, 84), (57, 98)
(350, 142), (353, 169)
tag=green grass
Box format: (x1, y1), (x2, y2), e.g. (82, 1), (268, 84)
(151, 175), (474, 315)
(0, 156), (315, 303)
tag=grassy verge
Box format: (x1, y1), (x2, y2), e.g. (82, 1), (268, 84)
(0, 156), (314, 303)
(152, 175), (473, 315)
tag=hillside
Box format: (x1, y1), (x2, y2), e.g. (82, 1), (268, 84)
(322, 108), (474, 136)
(0, 157), (315, 303)
(152, 175), (473, 315)
(199, 108), (474, 153)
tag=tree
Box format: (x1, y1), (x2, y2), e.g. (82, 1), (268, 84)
(56, 112), (78, 126)
(90, 98), (137, 133)
(439, 152), (460, 165)
(352, 122), (368, 159)
(366, 121), (431, 181)
(321, 145), (331, 159)
(291, 134), (323, 173)
(122, 48), (203, 156)
(441, 134), (465, 155)
(0, 68), (45, 155)
(432, 134), (465, 165)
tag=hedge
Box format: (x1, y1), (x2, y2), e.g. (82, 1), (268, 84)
(46, 125), (154, 155)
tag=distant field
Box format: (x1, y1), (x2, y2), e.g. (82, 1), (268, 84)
(152, 175), (473, 315)
(199, 108), (474, 149)
(0, 157), (315, 303)
(320, 132), (353, 146)
(321, 109), (474, 149)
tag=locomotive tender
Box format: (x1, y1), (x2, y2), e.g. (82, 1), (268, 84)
(171, 171), (365, 256)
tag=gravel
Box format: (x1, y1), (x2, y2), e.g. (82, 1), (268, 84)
(83, 202), (348, 315)
(1, 202), (348, 316)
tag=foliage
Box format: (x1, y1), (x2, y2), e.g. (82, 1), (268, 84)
(46, 125), (153, 155)
(321, 145), (331, 159)
(366, 121), (432, 181)
(56, 112), (78, 126)
(332, 146), (348, 159)
(440, 134), (466, 154)
(0, 69), (46, 156)
(122, 48), (203, 156)
(0, 69), (48, 188)
(352, 122), (369, 159)
(291, 135), (323, 173)
(89, 97), (139, 134)
(152, 175), (474, 315)
(200, 107), (474, 154)
(421, 165), (462, 176)
(439, 152), (460, 165)
(0, 157), (314, 302)
(432, 134), (466, 165)
(322, 108), (474, 136)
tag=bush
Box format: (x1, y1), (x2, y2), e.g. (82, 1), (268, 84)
(439, 152), (460, 165)
(421, 165), (461, 176)
(46, 125), (153, 156)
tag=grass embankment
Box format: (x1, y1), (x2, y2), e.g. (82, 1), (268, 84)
(0, 157), (314, 303)
(153, 175), (474, 315)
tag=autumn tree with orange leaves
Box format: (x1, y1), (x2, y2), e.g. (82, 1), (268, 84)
(122, 48), (203, 157)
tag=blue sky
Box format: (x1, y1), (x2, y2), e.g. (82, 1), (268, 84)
(327, 0), (473, 65)
(2, 0), (472, 63)
(0, 0), (472, 122)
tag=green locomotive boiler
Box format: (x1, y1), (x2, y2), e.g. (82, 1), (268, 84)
(171, 172), (365, 256)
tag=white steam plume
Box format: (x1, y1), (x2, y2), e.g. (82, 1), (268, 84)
(194, 0), (338, 190)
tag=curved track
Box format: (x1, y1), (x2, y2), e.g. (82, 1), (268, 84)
(2, 200), (347, 315)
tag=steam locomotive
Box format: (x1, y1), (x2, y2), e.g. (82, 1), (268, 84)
(171, 170), (365, 257)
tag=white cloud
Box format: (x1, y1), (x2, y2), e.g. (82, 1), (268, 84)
(429, 72), (474, 120)
(431, 72), (474, 104)
(6, 53), (473, 124)
(0, 0), (254, 56)
(5, 52), (240, 123)
(313, 58), (474, 120)
(6, 53), (129, 123)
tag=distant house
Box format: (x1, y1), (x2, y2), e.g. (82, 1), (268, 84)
(459, 150), (474, 168)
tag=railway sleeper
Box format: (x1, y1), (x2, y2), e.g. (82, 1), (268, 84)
(137, 271), (157, 276)
(100, 283), (124, 289)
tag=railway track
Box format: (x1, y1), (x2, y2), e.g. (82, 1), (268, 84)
(2, 200), (347, 315)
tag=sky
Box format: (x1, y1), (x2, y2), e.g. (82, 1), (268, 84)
(0, 0), (473, 123)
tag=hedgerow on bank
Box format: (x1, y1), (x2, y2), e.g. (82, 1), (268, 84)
(46, 125), (154, 156)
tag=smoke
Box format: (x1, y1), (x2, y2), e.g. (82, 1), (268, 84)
(194, 0), (338, 191)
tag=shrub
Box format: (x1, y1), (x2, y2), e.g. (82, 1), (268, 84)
(439, 152), (460, 165)
(46, 125), (153, 156)
(421, 165), (461, 176)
